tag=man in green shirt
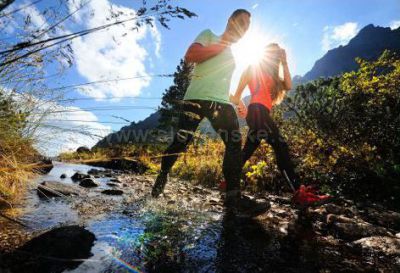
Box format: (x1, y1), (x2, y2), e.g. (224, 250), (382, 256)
(152, 9), (268, 215)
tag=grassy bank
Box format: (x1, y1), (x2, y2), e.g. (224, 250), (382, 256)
(0, 90), (41, 205)
(0, 127), (38, 206)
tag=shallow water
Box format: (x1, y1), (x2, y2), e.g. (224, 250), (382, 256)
(2, 162), (227, 273)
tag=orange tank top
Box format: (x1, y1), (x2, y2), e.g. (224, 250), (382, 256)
(248, 70), (273, 111)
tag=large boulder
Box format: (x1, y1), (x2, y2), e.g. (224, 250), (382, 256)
(0, 226), (95, 273)
(37, 181), (83, 197)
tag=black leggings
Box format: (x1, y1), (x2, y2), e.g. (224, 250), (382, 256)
(160, 99), (242, 192)
(242, 103), (300, 191)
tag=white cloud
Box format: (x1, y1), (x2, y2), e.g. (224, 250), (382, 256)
(252, 3), (259, 10)
(322, 22), (359, 51)
(390, 20), (400, 30)
(32, 104), (112, 157)
(69, 0), (162, 99)
(4, 90), (112, 156)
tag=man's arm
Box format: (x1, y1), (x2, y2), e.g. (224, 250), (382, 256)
(230, 67), (250, 105)
(184, 42), (228, 64)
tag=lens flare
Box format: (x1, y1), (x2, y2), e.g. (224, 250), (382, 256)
(232, 30), (266, 67)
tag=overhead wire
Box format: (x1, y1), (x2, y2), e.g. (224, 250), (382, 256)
(0, 0), (43, 19)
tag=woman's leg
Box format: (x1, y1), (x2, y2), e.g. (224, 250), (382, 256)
(261, 110), (300, 191)
(207, 102), (242, 194)
(241, 129), (261, 168)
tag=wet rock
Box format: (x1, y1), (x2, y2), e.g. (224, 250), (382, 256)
(110, 178), (121, 183)
(101, 189), (124, 196)
(71, 171), (90, 182)
(307, 207), (327, 222)
(326, 203), (355, 216)
(87, 168), (100, 175)
(327, 214), (392, 240)
(0, 226), (95, 273)
(60, 173), (67, 179)
(193, 186), (206, 194)
(79, 178), (99, 188)
(353, 236), (400, 255)
(362, 208), (400, 230)
(37, 181), (83, 197)
(208, 197), (220, 205)
(107, 182), (120, 187)
(85, 159), (149, 174)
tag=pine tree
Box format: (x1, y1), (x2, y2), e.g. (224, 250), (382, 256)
(158, 59), (193, 130)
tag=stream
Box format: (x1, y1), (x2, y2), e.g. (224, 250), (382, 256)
(0, 162), (227, 273)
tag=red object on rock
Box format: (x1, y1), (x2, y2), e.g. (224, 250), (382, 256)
(292, 185), (332, 207)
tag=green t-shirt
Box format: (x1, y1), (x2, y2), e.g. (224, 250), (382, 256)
(183, 29), (236, 104)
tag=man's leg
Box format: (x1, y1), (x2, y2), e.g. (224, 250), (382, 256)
(205, 102), (269, 215)
(152, 100), (204, 197)
(206, 102), (242, 195)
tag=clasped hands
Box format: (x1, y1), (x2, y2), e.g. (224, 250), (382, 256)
(230, 94), (247, 119)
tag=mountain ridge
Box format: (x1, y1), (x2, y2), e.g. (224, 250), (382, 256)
(299, 24), (400, 83)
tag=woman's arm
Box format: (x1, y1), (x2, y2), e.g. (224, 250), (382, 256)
(280, 49), (292, 90)
(230, 67), (251, 105)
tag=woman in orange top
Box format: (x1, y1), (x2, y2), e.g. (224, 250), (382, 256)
(230, 43), (331, 207)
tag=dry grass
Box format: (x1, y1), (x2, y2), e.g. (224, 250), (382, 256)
(0, 155), (36, 206)
(0, 126), (38, 205)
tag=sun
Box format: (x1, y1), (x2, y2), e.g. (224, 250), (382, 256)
(231, 29), (268, 68)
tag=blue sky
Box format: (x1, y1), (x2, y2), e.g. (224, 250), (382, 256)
(2, 0), (400, 155)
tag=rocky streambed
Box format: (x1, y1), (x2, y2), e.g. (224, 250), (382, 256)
(0, 162), (400, 272)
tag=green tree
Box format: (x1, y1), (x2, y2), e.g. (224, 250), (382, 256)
(158, 59), (193, 131)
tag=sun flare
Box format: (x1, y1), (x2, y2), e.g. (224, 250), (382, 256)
(229, 28), (289, 95)
(231, 29), (268, 68)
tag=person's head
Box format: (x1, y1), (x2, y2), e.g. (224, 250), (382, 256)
(264, 43), (282, 64)
(261, 43), (287, 105)
(224, 9), (251, 43)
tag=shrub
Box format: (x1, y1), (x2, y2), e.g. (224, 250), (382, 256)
(271, 50), (400, 207)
